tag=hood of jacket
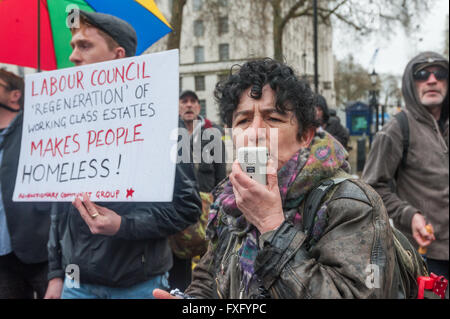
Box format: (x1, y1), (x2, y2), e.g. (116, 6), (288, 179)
(402, 51), (449, 127)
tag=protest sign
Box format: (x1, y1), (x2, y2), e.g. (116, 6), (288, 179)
(13, 49), (179, 202)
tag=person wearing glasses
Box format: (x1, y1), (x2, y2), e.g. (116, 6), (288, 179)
(363, 52), (449, 279)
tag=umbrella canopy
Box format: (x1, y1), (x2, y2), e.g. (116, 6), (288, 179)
(0, 0), (171, 71)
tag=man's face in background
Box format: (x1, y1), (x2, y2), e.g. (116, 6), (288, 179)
(415, 66), (448, 108)
(315, 106), (324, 124)
(0, 78), (11, 106)
(0, 77), (20, 109)
(179, 96), (201, 123)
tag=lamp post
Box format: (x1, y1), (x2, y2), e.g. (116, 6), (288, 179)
(369, 69), (379, 135)
(302, 52), (308, 80)
(313, 0), (319, 93)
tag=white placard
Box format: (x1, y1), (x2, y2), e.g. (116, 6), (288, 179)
(13, 50), (179, 202)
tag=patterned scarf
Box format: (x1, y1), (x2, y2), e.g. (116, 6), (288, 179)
(206, 131), (350, 292)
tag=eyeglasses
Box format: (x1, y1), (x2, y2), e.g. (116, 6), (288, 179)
(413, 69), (448, 82)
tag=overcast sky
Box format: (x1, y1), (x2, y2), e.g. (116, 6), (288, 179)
(333, 0), (449, 76)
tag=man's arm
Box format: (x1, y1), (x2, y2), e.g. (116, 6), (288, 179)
(47, 204), (65, 280)
(45, 203), (65, 299)
(73, 162), (202, 240)
(362, 122), (419, 231)
(116, 161), (202, 240)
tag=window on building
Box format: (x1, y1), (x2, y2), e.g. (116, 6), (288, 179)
(195, 75), (206, 91)
(219, 43), (229, 61)
(179, 76), (182, 92)
(218, 0), (228, 6)
(194, 46), (205, 63)
(194, 19), (204, 37)
(199, 99), (207, 118)
(193, 0), (203, 11)
(218, 16), (229, 35)
(323, 81), (332, 90)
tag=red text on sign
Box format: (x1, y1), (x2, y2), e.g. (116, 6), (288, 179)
(31, 134), (81, 158)
(32, 71), (84, 97)
(87, 124), (145, 153)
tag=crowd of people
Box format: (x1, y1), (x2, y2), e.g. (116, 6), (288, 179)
(0, 10), (448, 299)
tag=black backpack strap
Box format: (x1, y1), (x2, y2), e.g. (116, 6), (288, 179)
(394, 111), (410, 170)
(302, 177), (349, 238)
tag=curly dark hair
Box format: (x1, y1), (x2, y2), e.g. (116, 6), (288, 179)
(214, 58), (317, 140)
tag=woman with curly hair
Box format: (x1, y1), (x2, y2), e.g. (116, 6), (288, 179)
(154, 59), (398, 299)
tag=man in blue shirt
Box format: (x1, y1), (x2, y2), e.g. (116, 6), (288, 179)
(0, 69), (51, 298)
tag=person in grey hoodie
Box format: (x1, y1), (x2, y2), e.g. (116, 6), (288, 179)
(362, 52), (448, 279)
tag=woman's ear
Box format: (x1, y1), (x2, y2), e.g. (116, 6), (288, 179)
(299, 127), (315, 148)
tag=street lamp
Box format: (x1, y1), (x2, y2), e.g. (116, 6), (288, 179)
(369, 69), (378, 87)
(313, 0), (319, 93)
(369, 69), (379, 136)
(302, 52), (308, 80)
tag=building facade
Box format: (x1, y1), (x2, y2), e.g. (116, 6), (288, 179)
(0, 64), (35, 78)
(147, 0), (336, 123)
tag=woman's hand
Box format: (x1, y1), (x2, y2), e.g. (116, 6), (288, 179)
(229, 159), (284, 234)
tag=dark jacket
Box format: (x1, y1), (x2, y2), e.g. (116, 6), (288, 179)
(0, 112), (51, 264)
(362, 52), (449, 260)
(316, 96), (349, 149)
(186, 180), (397, 299)
(179, 116), (227, 193)
(186, 133), (396, 299)
(326, 116), (350, 149)
(47, 161), (202, 287)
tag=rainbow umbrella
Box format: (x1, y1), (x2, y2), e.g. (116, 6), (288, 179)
(0, 0), (172, 71)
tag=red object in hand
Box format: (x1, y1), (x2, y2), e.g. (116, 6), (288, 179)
(430, 273), (448, 299)
(417, 273), (448, 299)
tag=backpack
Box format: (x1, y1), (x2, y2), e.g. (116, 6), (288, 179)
(168, 192), (213, 260)
(303, 177), (428, 299)
(393, 111), (410, 179)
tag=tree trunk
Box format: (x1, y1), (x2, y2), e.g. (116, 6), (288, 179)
(167, 0), (187, 50)
(271, 0), (284, 62)
(272, 1), (284, 62)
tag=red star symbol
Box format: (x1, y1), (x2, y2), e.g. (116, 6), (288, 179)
(126, 188), (135, 199)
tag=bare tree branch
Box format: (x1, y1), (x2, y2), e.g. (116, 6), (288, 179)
(330, 11), (364, 31)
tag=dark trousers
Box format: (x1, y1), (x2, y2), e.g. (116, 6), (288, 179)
(168, 253), (192, 292)
(0, 252), (48, 299)
(427, 258), (449, 280)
